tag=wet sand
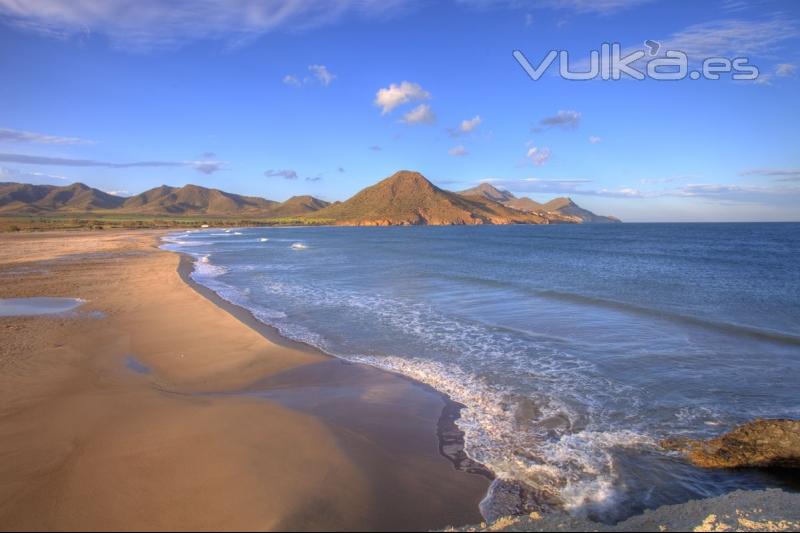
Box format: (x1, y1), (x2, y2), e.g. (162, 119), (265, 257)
(0, 230), (488, 531)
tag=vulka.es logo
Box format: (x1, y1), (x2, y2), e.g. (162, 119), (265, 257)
(513, 42), (760, 81)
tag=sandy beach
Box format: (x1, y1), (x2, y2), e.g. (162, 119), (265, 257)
(0, 230), (488, 531)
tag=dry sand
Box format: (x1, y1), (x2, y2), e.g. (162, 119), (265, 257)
(0, 230), (487, 531)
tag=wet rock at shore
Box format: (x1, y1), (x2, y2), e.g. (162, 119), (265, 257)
(661, 419), (800, 469)
(443, 489), (800, 532)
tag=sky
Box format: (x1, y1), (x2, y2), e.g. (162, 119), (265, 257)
(0, 0), (799, 222)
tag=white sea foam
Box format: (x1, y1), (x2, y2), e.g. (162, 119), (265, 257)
(192, 256), (228, 279)
(159, 224), (800, 522)
(250, 277), (655, 512)
(259, 238), (269, 242)
(290, 242), (307, 250)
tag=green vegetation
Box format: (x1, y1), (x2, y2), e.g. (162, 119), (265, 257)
(0, 214), (335, 232)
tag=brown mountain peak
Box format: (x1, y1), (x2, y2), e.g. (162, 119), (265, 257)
(459, 182), (516, 203)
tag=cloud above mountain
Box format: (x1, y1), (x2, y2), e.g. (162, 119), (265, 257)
(264, 169), (299, 180)
(0, 152), (224, 174)
(0, 127), (92, 145)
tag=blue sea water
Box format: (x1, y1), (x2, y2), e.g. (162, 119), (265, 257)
(163, 223), (800, 521)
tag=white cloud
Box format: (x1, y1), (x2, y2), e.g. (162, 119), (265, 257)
(401, 103), (436, 125)
(105, 190), (131, 196)
(448, 145), (468, 157)
(449, 115), (482, 136)
(0, 0), (410, 51)
(589, 135), (601, 144)
(308, 64), (335, 86)
(0, 127), (92, 145)
(374, 81), (430, 114)
(526, 146), (552, 166)
(776, 63), (797, 77)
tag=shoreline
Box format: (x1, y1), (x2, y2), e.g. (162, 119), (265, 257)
(2, 229), (798, 532)
(175, 251), (496, 480)
(0, 230), (488, 530)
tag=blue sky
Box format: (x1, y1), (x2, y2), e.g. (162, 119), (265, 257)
(0, 0), (798, 221)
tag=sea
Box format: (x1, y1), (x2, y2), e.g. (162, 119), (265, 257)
(162, 223), (800, 522)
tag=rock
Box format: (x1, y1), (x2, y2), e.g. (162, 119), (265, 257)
(661, 419), (800, 468)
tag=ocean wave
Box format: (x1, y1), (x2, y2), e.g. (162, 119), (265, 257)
(192, 258), (228, 279)
(159, 227), (799, 520)
(430, 272), (800, 346)
(251, 277), (655, 512)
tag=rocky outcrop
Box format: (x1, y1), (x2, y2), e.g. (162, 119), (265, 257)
(443, 489), (800, 532)
(661, 419), (800, 469)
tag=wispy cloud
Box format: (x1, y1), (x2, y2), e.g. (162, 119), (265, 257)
(0, 127), (92, 145)
(264, 169), (299, 180)
(284, 64), (337, 87)
(568, 17), (800, 81)
(0, 152), (224, 174)
(740, 168), (800, 181)
(536, 110), (581, 131)
(673, 183), (800, 201)
(308, 64), (335, 86)
(487, 177), (642, 197)
(401, 103), (436, 125)
(282, 74), (302, 87)
(374, 81), (430, 114)
(776, 63), (797, 77)
(481, 175), (800, 204)
(458, 0), (654, 15)
(369, 145), (382, 151)
(448, 145), (468, 157)
(589, 135), (602, 144)
(638, 175), (697, 185)
(0, 166), (71, 184)
(0, 0), (411, 51)
(661, 18), (798, 59)
(192, 159), (224, 175)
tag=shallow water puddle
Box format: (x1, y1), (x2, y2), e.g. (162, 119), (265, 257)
(0, 297), (84, 317)
(124, 356), (152, 375)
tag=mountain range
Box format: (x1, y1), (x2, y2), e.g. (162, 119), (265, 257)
(0, 171), (619, 225)
(0, 182), (329, 218)
(459, 182), (620, 223)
